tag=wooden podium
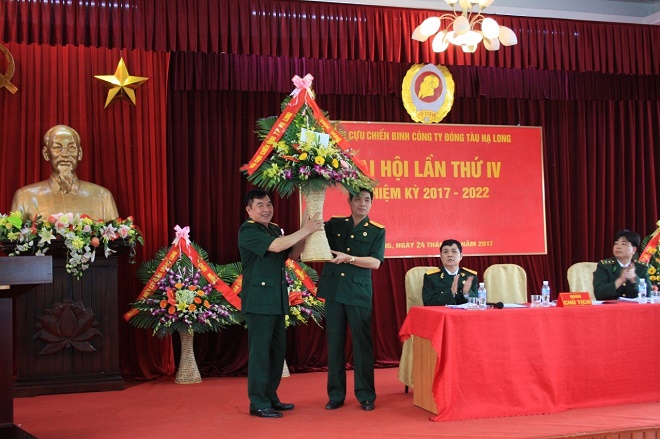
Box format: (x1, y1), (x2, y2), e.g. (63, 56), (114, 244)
(0, 255), (53, 438)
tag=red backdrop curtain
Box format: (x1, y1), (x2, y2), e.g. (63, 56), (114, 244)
(1, 0), (658, 378)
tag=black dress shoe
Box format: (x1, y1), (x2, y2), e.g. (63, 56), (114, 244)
(249, 408), (283, 418)
(325, 400), (344, 410)
(271, 401), (295, 411)
(360, 401), (375, 411)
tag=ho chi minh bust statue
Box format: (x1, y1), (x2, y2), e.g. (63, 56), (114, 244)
(10, 125), (119, 221)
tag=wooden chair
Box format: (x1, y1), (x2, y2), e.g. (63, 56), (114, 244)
(483, 264), (528, 304)
(567, 262), (598, 300)
(398, 266), (436, 392)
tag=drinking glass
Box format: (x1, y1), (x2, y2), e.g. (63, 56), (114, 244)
(650, 290), (660, 304)
(530, 294), (541, 308)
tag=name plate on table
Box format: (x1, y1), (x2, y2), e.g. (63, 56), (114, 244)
(557, 292), (592, 307)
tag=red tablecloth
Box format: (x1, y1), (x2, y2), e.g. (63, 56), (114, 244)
(398, 303), (660, 422)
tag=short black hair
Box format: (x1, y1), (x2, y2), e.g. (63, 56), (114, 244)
(349, 188), (374, 201)
(614, 229), (641, 248)
(245, 188), (270, 207)
(440, 239), (462, 253)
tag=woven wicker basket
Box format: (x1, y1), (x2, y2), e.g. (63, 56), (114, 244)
(301, 187), (333, 262)
(175, 331), (202, 384)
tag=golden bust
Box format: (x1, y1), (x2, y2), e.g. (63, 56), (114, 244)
(10, 125), (119, 221)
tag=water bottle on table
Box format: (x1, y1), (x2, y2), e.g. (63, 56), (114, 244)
(477, 282), (487, 310)
(541, 281), (551, 307)
(638, 280), (647, 304)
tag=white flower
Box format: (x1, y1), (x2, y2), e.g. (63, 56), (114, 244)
(38, 228), (56, 245)
(100, 224), (118, 241)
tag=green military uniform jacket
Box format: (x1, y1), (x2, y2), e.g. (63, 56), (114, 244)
(593, 257), (650, 300)
(422, 266), (479, 306)
(238, 220), (289, 315)
(317, 216), (386, 309)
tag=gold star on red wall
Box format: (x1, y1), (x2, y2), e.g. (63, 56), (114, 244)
(94, 58), (148, 108)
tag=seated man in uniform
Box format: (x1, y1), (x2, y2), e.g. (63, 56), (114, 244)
(422, 239), (478, 306)
(593, 229), (651, 300)
(11, 125), (118, 221)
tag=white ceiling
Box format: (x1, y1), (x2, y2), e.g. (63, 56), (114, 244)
(305, 0), (660, 25)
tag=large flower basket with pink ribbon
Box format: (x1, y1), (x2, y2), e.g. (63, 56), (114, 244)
(241, 74), (376, 262)
(125, 226), (243, 383)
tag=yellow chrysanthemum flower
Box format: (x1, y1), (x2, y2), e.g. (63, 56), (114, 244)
(648, 266), (656, 275)
(315, 156), (325, 165)
(299, 152), (308, 161)
(331, 158), (339, 168)
(71, 236), (85, 250)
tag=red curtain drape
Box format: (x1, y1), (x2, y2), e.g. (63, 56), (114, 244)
(3, 0), (658, 74)
(2, 0), (658, 378)
(0, 42), (173, 379)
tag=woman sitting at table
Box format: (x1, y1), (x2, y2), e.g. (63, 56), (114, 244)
(422, 239), (478, 306)
(593, 229), (652, 300)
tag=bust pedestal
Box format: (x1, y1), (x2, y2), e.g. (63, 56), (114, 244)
(3, 242), (125, 396)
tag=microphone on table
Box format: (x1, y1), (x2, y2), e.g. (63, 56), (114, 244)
(486, 302), (504, 309)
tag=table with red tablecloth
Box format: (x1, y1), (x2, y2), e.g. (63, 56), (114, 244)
(398, 303), (660, 422)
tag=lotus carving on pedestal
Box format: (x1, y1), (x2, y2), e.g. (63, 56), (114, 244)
(33, 298), (102, 355)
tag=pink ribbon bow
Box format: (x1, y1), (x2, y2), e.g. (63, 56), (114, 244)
(172, 225), (191, 247)
(290, 74), (314, 97)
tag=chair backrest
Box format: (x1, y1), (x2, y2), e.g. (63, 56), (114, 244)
(567, 262), (598, 300)
(404, 266), (437, 311)
(483, 264), (528, 303)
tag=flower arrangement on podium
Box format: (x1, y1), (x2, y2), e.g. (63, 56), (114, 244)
(125, 226), (243, 384)
(241, 74), (376, 261)
(216, 258), (325, 328)
(640, 220), (660, 289)
(0, 210), (143, 279)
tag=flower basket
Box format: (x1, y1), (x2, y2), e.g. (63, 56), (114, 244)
(175, 331), (201, 384)
(241, 75), (376, 258)
(301, 187), (332, 262)
(127, 239), (243, 338)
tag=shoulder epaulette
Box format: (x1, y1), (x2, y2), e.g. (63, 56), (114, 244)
(426, 268), (441, 275)
(634, 259), (649, 267)
(247, 220), (255, 223)
(369, 220), (385, 229)
(600, 258), (615, 264)
(463, 267), (477, 275)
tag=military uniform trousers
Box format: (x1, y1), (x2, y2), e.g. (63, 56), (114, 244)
(325, 299), (375, 404)
(245, 312), (286, 410)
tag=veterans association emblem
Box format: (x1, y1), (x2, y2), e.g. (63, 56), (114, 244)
(402, 64), (454, 123)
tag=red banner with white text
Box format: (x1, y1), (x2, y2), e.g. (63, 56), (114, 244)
(316, 122), (546, 257)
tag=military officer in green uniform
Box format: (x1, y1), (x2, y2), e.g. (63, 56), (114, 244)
(238, 188), (323, 418)
(594, 229), (651, 300)
(318, 188), (385, 412)
(422, 239), (478, 306)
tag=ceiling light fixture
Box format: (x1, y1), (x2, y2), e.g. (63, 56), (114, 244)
(412, 0), (518, 53)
